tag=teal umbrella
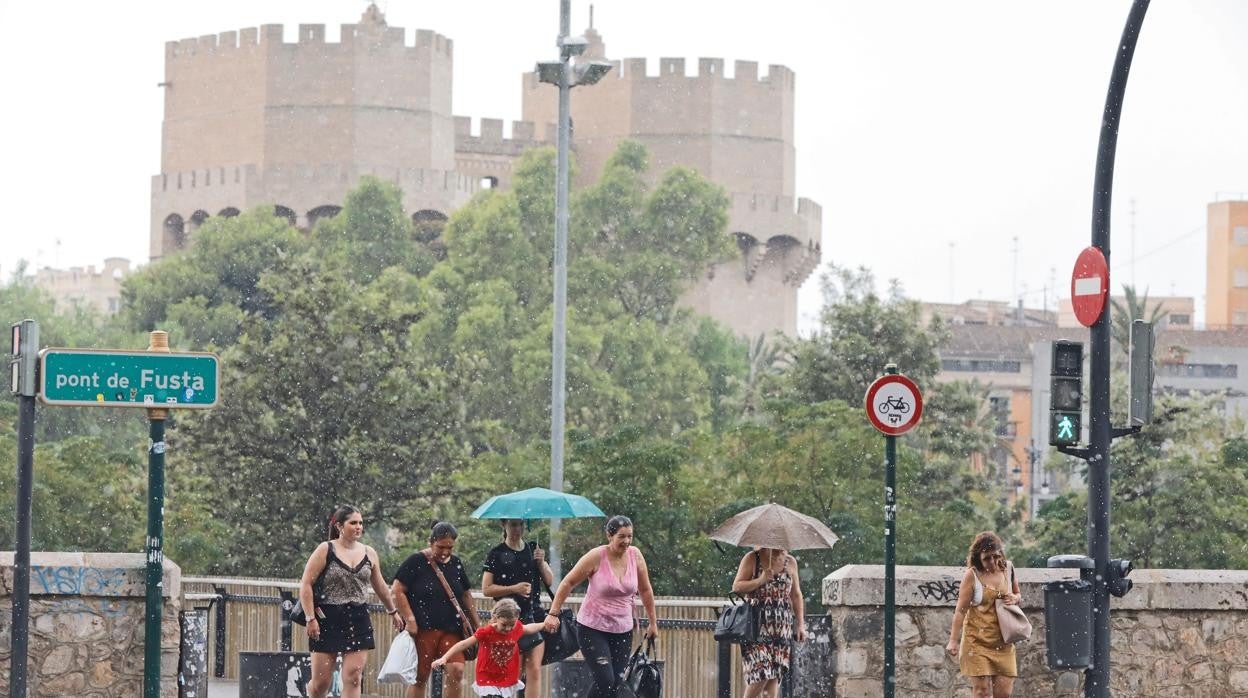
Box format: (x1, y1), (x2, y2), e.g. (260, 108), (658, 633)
(471, 487), (606, 520)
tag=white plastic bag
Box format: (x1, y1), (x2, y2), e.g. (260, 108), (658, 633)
(377, 632), (420, 684)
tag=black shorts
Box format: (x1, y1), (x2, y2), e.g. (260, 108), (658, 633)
(309, 603), (375, 654)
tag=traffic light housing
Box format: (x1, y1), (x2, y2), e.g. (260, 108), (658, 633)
(9, 319), (39, 397)
(1106, 558), (1134, 597)
(1050, 340), (1083, 446)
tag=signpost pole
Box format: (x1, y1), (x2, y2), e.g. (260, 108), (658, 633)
(9, 318), (38, 698)
(143, 331), (171, 698)
(864, 363), (922, 698)
(1085, 3), (1149, 696)
(884, 415), (897, 698)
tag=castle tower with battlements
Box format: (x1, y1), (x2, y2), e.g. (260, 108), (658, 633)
(151, 6), (821, 338)
(521, 28), (821, 337)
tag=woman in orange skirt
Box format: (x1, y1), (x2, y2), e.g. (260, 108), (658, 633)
(945, 531), (1021, 698)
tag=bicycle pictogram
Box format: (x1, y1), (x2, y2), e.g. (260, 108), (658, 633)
(877, 395), (910, 423)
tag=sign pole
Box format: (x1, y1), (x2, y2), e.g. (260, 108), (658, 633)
(1085, 3), (1149, 696)
(884, 410), (897, 698)
(9, 318), (39, 698)
(865, 363), (923, 698)
(143, 331), (171, 698)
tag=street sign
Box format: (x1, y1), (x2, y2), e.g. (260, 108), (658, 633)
(865, 373), (924, 436)
(39, 349), (219, 408)
(1071, 246), (1109, 327)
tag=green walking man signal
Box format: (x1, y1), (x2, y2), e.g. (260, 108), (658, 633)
(1050, 340), (1084, 446)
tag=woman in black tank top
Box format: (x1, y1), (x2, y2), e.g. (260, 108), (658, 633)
(298, 506), (406, 698)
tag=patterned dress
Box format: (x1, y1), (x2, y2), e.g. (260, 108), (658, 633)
(742, 560), (795, 684)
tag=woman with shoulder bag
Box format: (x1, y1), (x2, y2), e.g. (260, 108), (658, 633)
(391, 521), (479, 698)
(543, 515), (659, 698)
(731, 546), (806, 698)
(946, 531), (1022, 698)
(298, 505), (406, 698)
(482, 519), (554, 697)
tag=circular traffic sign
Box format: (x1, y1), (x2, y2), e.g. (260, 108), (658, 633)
(1071, 246), (1109, 328)
(865, 374), (924, 435)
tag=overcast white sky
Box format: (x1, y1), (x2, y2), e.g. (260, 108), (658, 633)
(2, 0), (1245, 330)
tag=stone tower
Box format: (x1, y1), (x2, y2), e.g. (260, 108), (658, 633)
(150, 6), (474, 259)
(150, 8), (821, 338)
(520, 28), (822, 338)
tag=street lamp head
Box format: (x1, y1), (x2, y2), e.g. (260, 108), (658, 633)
(536, 60), (564, 86)
(573, 60), (612, 86)
(560, 35), (588, 58)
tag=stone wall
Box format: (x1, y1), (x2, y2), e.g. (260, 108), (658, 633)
(0, 552), (182, 697)
(821, 564), (1248, 697)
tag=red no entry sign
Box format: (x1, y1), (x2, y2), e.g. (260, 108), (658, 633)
(865, 374), (924, 436)
(1071, 246), (1109, 328)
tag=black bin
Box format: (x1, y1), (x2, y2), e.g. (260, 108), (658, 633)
(239, 651), (311, 697)
(1043, 554), (1094, 670)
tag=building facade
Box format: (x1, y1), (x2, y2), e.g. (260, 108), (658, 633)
(1206, 199), (1248, 328)
(32, 258), (130, 316)
(150, 7), (822, 338)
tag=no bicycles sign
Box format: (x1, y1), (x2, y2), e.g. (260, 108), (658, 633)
(865, 373), (923, 436)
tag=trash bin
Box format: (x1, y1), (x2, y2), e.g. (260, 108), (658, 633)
(239, 651), (311, 697)
(551, 657), (665, 698)
(1043, 554), (1094, 670)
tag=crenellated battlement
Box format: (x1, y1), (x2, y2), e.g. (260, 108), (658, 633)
(165, 19), (453, 60)
(453, 116), (554, 154)
(597, 56), (795, 91)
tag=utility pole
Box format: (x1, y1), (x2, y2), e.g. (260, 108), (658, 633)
(1084, 2), (1150, 695)
(8, 319), (39, 698)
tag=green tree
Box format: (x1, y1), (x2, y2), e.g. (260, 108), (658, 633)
(121, 208), (306, 348)
(1022, 391), (1248, 569)
(784, 266), (947, 405)
(178, 261), (469, 576)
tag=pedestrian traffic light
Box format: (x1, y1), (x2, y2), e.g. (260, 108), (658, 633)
(1050, 340), (1083, 446)
(1106, 558), (1133, 597)
(9, 319), (39, 397)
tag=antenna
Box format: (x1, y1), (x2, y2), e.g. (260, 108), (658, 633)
(589, 4), (595, 29)
(949, 242), (956, 303)
(1011, 235), (1019, 307)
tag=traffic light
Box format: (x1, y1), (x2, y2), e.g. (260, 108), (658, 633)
(9, 319), (39, 397)
(1106, 558), (1134, 597)
(1049, 340), (1083, 446)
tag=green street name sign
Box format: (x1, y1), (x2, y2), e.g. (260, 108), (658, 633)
(39, 349), (219, 408)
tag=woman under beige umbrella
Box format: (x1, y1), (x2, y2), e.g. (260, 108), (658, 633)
(712, 503), (838, 698)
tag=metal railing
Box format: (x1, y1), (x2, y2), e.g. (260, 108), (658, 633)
(182, 576), (809, 698)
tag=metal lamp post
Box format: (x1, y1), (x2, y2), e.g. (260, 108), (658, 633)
(536, 0), (610, 578)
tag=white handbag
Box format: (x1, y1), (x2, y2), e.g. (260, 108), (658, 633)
(377, 632), (420, 684)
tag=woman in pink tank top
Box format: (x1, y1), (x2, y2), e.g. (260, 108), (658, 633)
(543, 515), (659, 697)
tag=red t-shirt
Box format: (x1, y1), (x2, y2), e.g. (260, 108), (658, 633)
(473, 622), (525, 687)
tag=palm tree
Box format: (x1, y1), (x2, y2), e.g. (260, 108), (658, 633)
(1110, 285), (1167, 362)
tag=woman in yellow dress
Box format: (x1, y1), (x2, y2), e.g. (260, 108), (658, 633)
(945, 531), (1021, 697)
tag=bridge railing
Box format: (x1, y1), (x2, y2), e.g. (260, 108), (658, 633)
(183, 576), (773, 698)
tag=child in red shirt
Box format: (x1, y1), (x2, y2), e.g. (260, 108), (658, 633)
(432, 598), (544, 697)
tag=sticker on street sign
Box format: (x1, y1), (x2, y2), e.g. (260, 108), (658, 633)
(1071, 246), (1109, 327)
(39, 349), (219, 408)
(865, 373), (924, 436)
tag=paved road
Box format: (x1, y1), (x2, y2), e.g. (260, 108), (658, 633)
(207, 679), (239, 697)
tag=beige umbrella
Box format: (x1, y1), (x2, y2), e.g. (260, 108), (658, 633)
(709, 503), (840, 550)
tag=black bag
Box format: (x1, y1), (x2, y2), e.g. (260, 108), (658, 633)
(517, 543), (547, 653)
(540, 608), (580, 665)
(625, 636), (662, 698)
(713, 592), (757, 643)
(290, 544), (330, 626)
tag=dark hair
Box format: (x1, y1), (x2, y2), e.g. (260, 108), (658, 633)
(430, 521), (459, 542)
(605, 515), (633, 536)
(967, 531), (1007, 573)
(327, 505), (360, 541)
